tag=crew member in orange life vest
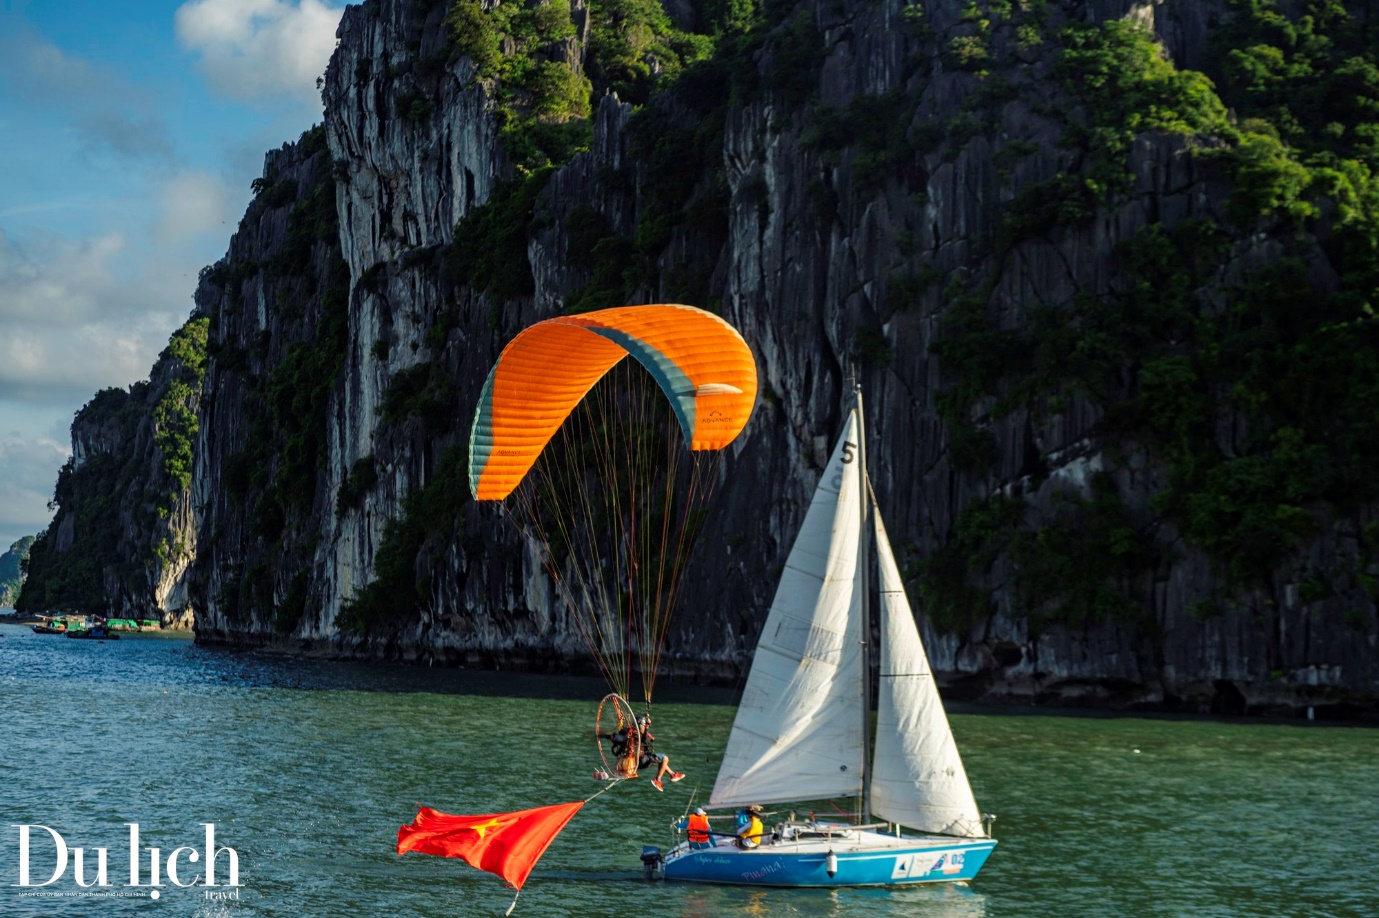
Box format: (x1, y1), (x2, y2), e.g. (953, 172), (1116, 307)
(676, 806), (714, 849)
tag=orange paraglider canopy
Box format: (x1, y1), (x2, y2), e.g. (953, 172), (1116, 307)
(468, 304), (757, 500)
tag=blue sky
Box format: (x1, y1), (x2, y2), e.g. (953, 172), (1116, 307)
(0, 0), (347, 552)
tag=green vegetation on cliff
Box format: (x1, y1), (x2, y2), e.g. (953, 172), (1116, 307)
(921, 2), (1379, 631)
(0, 536), (36, 606)
(153, 318), (210, 511)
(445, 0), (711, 175)
(17, 313), (209, 614)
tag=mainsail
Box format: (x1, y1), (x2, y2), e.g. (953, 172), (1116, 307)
(709, 411), (867, 807)
(869, 511), (985, 837)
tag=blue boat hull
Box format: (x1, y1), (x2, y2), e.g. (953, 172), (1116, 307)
(661, 832), (996, 887)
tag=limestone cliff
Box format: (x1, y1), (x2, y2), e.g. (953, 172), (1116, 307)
(24, 0), (1379, 717)
(187, 128), (353, 641)
(18, 322), (206, 626)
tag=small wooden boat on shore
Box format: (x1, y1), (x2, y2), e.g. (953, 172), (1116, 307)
(66, 625), (119, 640)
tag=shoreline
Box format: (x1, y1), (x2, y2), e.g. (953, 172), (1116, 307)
(7, 611), (1374, 724)
(0, 606), (188, 628)
(0, 613), (192, 635)
(191, 626), (1379, 726)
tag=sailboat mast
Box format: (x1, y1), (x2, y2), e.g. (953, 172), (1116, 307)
(855, 382), (872, 827)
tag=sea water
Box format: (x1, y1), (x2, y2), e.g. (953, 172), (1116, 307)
(0, 619), (1374, 918)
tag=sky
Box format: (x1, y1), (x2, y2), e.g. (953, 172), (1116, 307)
(0, 0), (348, 553)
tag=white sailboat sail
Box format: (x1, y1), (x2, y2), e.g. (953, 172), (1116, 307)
(709, 411), (867, 808)
(869, 510), (985, 837)
(662, 391), (997, 887)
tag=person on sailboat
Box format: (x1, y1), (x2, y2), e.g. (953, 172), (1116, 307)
(735, 805), (765, 848)
(637, 715), (685, 792)
(676, 807), (713, 849)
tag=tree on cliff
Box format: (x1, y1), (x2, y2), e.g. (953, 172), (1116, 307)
(0, 536), (36, 607)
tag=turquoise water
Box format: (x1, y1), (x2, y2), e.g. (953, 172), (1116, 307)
(1, 619), (1375, 917)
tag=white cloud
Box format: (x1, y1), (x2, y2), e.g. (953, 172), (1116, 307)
(0, 175), (219, 550)
(0, 225), (192, 405)
(0, 229), (126, 327)
(0, 430), (69, 550)
(175, 0), (344, 104)
(0, 320), (153, 403)
(155, 171), (235, 246)
(0, 242), (183, 546)
(0, 28), (99, 96)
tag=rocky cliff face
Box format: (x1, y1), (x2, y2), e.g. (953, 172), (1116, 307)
(186, 129), (354, 641)
(19, 331), (204, 626)
(29, 0), (1378, 717)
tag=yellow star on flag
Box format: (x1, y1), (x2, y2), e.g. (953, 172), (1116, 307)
(469, 818), (504, 839)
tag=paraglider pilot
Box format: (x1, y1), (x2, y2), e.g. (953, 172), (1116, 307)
(637, 714), (684, 791)
(597, 722), (638, 779)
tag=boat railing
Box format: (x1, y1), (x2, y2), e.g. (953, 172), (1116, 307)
(775, 820), (890, 842)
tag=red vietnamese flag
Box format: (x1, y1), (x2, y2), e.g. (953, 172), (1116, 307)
(397, 801), (584, 890)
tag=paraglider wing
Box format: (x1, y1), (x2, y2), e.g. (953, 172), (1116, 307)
(469, 304), (757, 500)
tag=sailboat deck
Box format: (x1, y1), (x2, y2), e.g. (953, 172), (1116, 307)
(692, 825), (989, 856)
(662, 826), (997, 886)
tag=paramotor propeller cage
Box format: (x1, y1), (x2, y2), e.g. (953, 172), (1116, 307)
(596, 694), (642, 780)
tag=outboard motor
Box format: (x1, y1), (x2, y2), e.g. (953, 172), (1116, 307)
(640, 846), (664, 880)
